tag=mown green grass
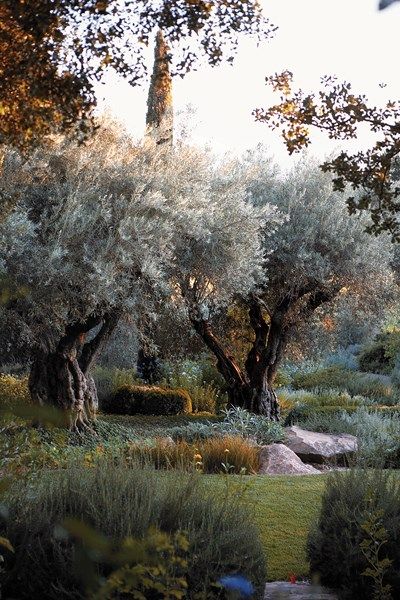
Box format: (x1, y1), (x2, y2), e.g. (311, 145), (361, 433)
(98, 416), (327, 581)
(206, 474), (327, 581)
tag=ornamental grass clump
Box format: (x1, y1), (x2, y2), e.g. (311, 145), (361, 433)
(308, 469), (400, 599)
(125, 435), (259, 474)
(2, 461), (266, 599)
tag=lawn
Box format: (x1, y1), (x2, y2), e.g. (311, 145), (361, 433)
(203, 474), (326, 582)
(102, 413), (327, 581)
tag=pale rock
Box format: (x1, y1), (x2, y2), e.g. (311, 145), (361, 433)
(285, 426), (357, 464)
(259, 443), (320, 475)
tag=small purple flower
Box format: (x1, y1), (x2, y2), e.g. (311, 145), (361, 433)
(219, 575), (254, 598)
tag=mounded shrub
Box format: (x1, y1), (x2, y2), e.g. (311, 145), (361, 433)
(292, 366), (393, 402)
(308, 469), (400, 599)
(102, 384), (192, 415)
(358, 331), (400, 375)
(2, 462), (266, 599)
(0, 374), (30, 408)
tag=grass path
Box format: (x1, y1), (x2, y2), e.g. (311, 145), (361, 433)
(207, 474), (327, 581)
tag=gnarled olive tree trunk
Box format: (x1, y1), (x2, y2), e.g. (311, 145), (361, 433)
(29, 313), (120, 431)
(191, 315), (281, 420)
(191, 286), (342, 420)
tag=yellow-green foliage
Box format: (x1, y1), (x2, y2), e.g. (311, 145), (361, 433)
(93, 367), (141, 402)
(274, 368), (292, 388)
(94, 529), (191, 600)
(105, 384), (192, 416)
(182, 383), (218, 414)
(162, 359), (227, 413)
(292, 366), (393, 402)
(0, 374), (30, 407)
(126, 435), (259, 475)
(0, 424), (74, 478)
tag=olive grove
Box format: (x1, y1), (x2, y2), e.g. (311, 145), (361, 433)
(0, 126), (277, 428)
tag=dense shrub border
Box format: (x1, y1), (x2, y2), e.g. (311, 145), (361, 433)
(102, 384), (193, 416)
(285, 404), (400, 426)
(292, 366), (393, 402)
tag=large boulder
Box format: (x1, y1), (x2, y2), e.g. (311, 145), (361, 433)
(259, 443), (320, 475)
(285, 426), (357, 464)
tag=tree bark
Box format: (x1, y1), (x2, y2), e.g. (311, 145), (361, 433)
(137, 347), (162, 384)
(29, 313), (120, 431)
(190, 284), (342, 420)
(191, 316), (280, 419)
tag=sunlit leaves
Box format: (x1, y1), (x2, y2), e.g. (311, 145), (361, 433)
(0, 0), (275, 153)
(255, 71), (400, 240)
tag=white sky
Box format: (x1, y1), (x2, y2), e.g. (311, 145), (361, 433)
(95, 0), (400, 167)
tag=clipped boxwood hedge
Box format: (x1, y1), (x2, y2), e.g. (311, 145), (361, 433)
(102, 384), (192, 416)
(285, 403), (400, 426)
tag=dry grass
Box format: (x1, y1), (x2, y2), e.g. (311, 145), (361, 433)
(125, 435), (259, 475)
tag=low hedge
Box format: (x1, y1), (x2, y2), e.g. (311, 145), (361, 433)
(102, 384), (192, 416)
(292, 366), (393, 401)
(285, 404), (400, 426)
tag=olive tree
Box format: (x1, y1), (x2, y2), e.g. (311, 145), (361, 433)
(180, 154), (394, 419)
(0, 127), (277, 427)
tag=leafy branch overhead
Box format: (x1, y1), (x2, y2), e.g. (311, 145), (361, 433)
(0, 0), (276, 151)
(254, 71), (400, 240)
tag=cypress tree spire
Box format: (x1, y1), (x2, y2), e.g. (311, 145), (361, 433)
(146, 29), (173, 145)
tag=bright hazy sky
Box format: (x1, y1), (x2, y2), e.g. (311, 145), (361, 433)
(95, 0), (400, 167)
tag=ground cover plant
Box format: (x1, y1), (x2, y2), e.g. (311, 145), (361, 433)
(169, 407), (285, 445)
(292, 408), (400, 468)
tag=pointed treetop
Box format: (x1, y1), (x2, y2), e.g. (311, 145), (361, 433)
(146, 29), (173, 145)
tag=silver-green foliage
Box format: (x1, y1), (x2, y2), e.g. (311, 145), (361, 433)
(0, 125), (278, 356)
(3, 462), (266, 599)
(171, 406), (285, 445)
